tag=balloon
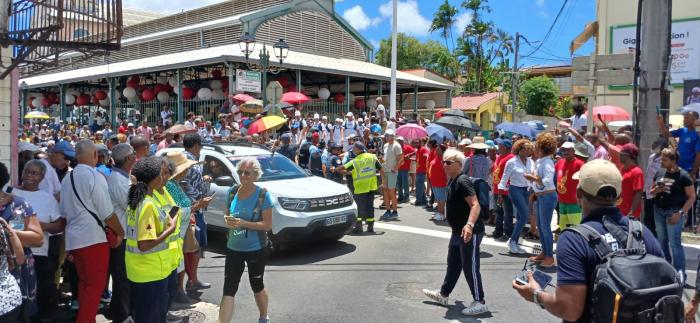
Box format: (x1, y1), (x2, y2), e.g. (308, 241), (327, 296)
(64, 94), (76, 105)
(127, 95), (140, 103)
(367, 99), (377, 108)
(129, 75), (140, 83)
(425, 100), (436, 109)
(67, 89), (80, 97)
(142, 88), (156, 101)
(197, 88), (212, 100)
(182, 87), (195, 100)
(108, 90), (121, 99)
(212, 70), (222, 78)
(156, 76), (168, 85)
(154, 84), (167, 93)
(76, 94), (90, 106)
(210, 80), (222, 90)
(221, 79), (229, 90)
(31, 98), (42, 108)
(278, 77), (290, 88)
(212, 89), (225, 100)
(354, 98), (366, 109)
(157, 91), (170, 103)
(127, 79), (139, 89)
(99, 99), (109, 107)
(46, 92), (57, 102)
(91, 96), (100, 105)
(94, 90), (107, 100)
(333, 93), (345, 103)
(123, 87), (137, 98)
(168, 77), (177, 88)
(318, 87), (330, 100)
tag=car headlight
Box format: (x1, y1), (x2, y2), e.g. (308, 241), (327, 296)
(278, 197), (310, 212)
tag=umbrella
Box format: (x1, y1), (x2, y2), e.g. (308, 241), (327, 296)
(247, 115), (287, 135)
(24, 111), (50, 119)
(240, 99), (264, 113)
(18, 141), (41, 152)
(166, 124), (197, 135)
(593, 105), (631, 122)
(434, 109), (465, 119)
(280, 92), (310, 104)
(426, 123), (455, 143)
(263, 103), (287, 117)
(232, 93), (255, 103)
(434, 116), (480, 131)
(495, 122), (539, 138)
(681, 103), (700, 114)
(395, 123), (428, 141)
(524, 120), (547, 130)
(607, 120), (633, 130)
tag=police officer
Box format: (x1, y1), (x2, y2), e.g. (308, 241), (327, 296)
(338, 142), (382, 234)
(274, 133), (297, 161)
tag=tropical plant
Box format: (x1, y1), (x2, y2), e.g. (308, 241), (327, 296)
(429, 0), (458, 51)
(518, 76), (560, 116)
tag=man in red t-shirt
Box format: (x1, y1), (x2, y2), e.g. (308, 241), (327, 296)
(414, 140), (430, 205)
(555, 142), (584, 230)
(397, 137), (416, 203)
(492, 139), (514, 240)
(618, 143), (644, 218)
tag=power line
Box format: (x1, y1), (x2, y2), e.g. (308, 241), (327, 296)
(521, 0), (569, 58)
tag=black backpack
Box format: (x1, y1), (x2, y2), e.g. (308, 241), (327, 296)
(468, 176), (490, 220)
(298, 141), (312, 167)
(564, 216), (683, 323)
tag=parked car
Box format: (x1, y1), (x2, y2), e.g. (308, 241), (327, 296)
(157, 141), (357, 251)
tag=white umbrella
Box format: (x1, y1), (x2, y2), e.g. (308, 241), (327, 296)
(680, 103), (700, 114)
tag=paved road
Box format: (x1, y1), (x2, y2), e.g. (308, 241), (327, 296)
(182, 199), (700, 323)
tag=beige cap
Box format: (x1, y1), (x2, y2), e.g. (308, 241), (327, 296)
(573, 159), (621, 198)
(467, 136), (489, 149)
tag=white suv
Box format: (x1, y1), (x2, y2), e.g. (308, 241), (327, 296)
(158, 141), (357, 250)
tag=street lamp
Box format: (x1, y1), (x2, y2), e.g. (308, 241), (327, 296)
(237, 32), (290, 106)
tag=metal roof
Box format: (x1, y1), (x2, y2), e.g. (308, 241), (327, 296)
(19, 43), (453, 90)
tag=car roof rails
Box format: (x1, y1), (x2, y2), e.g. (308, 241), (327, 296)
(167, 142), (227, 155)
(218, 140), (272, 152)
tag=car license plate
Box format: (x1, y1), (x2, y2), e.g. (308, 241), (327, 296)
(324, 215), (347, 226)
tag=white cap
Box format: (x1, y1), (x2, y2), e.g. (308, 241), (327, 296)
(294, 110), (301, 116)
(693, 87), (700, 93)
(459, 138), (472, 146)
(313, 113), (320, 119)
(346, 112), (353, 117)
(127, 123), (134, 127)
(322, 115), (328, 120)
(335, 118), (343, 123)
(561, 141), (576, 149)
(384, 129), (395, 136)
(358, 118), (364, 122)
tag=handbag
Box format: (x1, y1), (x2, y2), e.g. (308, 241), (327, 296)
(70, 171), (119, 248)
(182, 218), (199, 253)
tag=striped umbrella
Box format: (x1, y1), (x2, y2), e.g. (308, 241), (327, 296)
(247, 115), (287, 135)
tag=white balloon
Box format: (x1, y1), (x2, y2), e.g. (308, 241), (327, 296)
(425, 100), (436, 109)
(108, 90), (121, 99)
(168, 77), (177, 88)
(210, 80), (223, 90)
(31, 98), (42, 108)
(318, 87), (330, 100)
(197, 88), (212, 101)
(156, 76), (168, 85)
(127, 95), (140, 103)
(99, 99), (109, 106)
(212, 89), (225, 100)
(123, 87), (137, 99)
(157, 91), (170, 103)
(68, 89), (80, 97)
(64, 94), (76, 105)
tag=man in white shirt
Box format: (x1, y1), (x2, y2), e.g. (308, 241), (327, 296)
(160, 106), (175, 127)
(375, 97), (386, 122)
(40, 140), (75, 200)
(105, 143), (135, 323)
(60, 139), (124, 322)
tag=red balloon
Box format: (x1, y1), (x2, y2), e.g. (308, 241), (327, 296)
(334, 93), (345, 103)
(41, 98), (51, 107)
(142, 88), (156, 101)
(221, 79), (229, 89)
(165, 84), (173, 92)
(91, 96), (100, 105)
(129, 75), (140, 83)
(182, 87), (195, 100)
(212, 70), (222, 78)
(154, 84), (167, 93)
(94, 90), (107, 100)
(354, 98), (366, 109)
(76, 94), (90, 106)
(127, 79), (139, 88)
(46, 92), (57, 102)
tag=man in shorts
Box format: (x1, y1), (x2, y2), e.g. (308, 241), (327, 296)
(382, 129), (403, 219)
(555, 142), (585, 230)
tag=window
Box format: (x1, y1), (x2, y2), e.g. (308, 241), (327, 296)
(73, 28), (90, 39)
(203, 155), (232, 179)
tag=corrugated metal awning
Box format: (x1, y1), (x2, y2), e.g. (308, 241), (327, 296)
(20, 44), (453, 90)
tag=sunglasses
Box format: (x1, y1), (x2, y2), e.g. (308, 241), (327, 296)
(442, 160), (456, 166)
(237, 169), (253, 176)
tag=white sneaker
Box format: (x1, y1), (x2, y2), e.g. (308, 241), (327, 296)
(461, 301), (488, 316)
(508, 240), (526, 254)
(422, 289), (449, 306)
(432, 213), (446, 221)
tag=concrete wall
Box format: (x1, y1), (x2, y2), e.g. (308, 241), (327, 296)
(593, 0), (700, 111)
(0, 47), (12, 172)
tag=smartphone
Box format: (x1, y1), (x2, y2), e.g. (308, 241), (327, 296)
(515, 269), (553, 289)
(5, 186), (12, 193)
(168, 206), (180, 219)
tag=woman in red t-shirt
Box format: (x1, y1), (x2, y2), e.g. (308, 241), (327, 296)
(429, 144), (448, 220)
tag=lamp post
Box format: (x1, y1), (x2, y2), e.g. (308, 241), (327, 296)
(238, 32), (290, 107)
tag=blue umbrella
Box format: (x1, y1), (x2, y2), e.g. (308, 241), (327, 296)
(524, 120), (547, 131)
(426, 123), (455, 143)
(496, 122), (540, 138)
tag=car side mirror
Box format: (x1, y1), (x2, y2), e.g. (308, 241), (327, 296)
(214, 176), (235, 187)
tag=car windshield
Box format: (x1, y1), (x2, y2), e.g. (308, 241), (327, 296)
(228, 154), (308, 181)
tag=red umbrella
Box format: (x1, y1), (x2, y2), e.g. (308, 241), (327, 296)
(232, 93), (255, 103)
(281, 92), (310, 104)
(593, 105), (631, 122)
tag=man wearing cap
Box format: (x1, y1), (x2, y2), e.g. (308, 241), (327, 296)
(40, 140), (75, 200)
(160, 105), (175, 127)
(375, 97), (386, 122)
(381, 129), (403, 219)
(688, 87), (700, 105)
(618, 143), (644, 219)
(291, 110), (307, 130)
(274, 133), (298, 162)
(657, 110), (700, 179)
(337, 142), (382, 234)
(342, 112), (359, 144)
(330, 118), (344, 145)
(95, 144), (112, 177)
(297, 132), (314, 169)
(512, 159), (664, 322)
(492, 139), (514, 241)
(326, 143), (345, 184)
(102, 123), (114, 143)
(555, 142), (585, 230)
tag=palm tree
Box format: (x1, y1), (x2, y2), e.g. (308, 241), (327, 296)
(429, 0), (458, 51)
(461, 0), (491, 22)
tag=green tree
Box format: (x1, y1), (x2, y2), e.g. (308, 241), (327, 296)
(429, 0), (458, 51)
(375, 33), (455, 74)
(518, 76), (559, 116)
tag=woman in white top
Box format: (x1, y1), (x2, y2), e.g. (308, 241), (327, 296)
(524, 133), (558, 267)
(498, 139), (534, 255)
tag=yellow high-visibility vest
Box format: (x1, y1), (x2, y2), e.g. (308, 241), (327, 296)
(152, 189), (183, 271)
(349, 153), (379, 194)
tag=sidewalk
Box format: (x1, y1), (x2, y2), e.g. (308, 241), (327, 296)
(95, 301), (220, 323)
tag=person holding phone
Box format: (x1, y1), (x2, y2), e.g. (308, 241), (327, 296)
(219, 157), (273, 323)
(124, 157), (180, 323)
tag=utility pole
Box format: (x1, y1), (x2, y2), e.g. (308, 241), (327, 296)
(637, 0), (671, 173)
(511, 32), (520, 115)
(389, 0), (398, 119)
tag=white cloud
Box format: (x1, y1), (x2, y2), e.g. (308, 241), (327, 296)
(453, 12), (472, 33)
(123, 0), (224, 13)
(342, 5), (380, 31)
(369, 39), (380, 49)
(535, 0), (545, 7)
(378, 0), (431, 37)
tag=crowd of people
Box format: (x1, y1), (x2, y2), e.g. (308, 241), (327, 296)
(5, 95), (700, 322)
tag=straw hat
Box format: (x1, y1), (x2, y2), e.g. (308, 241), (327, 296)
(165, 151), (201, 180)
(467, 136), (489, 149)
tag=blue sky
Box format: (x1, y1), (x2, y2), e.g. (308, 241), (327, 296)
(334, 0), (596, 67)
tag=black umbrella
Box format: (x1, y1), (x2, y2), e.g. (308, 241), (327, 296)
(441, 109), (466, 118)
(434, 115), (481, 131)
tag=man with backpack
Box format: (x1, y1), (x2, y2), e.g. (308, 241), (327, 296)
(512, 159), (682, 323)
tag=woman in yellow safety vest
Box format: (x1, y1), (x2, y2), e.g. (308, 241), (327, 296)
(125, 156), (180, 323)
